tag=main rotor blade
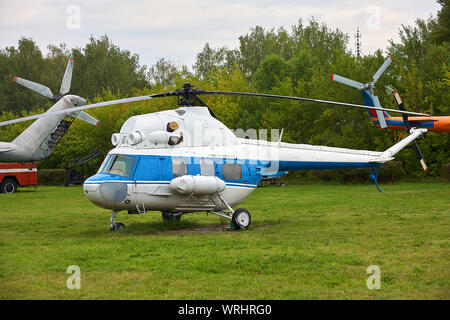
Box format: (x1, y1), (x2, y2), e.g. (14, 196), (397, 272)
(0, 94), (161, 127)
(60, 57), (74, 95)
(13, 77), (54, 99)
(332, 74), (365, 90)
(200, 90), (430, 117)
(372, 56), (392, 84)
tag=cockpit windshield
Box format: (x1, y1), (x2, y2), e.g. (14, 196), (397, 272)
(103, 155), (136, 177)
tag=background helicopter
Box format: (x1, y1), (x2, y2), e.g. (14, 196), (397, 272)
(0, 81), (429, 231)
(0, 57), (99, 162)
(332, 56), (450, 171)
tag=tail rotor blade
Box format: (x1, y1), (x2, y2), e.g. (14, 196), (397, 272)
(392, 91), (409, 124)
(13, 76), (54, 99)
(332, 74), (365, 90)
(59, 57), (74, 95)
(412, 141), (428, 171)
(393, 92), (428, 171)
(372, 56), (392, 84)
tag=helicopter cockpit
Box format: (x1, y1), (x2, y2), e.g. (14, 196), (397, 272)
(102, 154), (136, 177)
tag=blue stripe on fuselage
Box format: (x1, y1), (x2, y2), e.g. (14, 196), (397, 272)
(278, 161), (381, 171)
(85, 154), (382, 186)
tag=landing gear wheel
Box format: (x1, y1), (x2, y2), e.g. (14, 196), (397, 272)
(0, 178), (18, 194)
(232, 208), (251, 230)
(110, 222), (125, 231)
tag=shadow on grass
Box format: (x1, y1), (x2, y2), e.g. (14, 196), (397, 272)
(76, 219), (218, 237)
(74, 215), (279, 238)
(125, 220), (206, 236)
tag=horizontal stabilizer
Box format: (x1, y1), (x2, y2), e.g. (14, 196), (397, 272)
(369, 157), (394, 163)
(76, 111), (100, 126)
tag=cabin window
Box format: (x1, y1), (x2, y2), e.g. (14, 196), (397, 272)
(172, 158), (187, 177)
(104, 155), (136, 177)
(222, 163), (242, 180)
(200, 159), (215, 176)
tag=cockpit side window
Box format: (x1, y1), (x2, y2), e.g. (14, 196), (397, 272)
(104, 155), (136, 177)
(98, 155), (112, 174)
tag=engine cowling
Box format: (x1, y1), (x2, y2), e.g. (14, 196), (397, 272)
(170, 175), (226, 195)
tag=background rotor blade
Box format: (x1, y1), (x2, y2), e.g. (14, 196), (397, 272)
(0, 94), (159, 127)
(200, 90), (429, 117)
(332, 74), (365, 90)
(372, 56), (392, 84)
(372, 95), (387, 128)
(59, 57), (74, 95)
(13, 76), (54, 99)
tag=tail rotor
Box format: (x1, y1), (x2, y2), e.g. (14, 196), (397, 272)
(13, 57), (99, 127)
(332, 56), (393, 128)
(13, 57), (75, 103)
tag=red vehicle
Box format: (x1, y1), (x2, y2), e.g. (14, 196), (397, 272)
(0, 163), (37, 193)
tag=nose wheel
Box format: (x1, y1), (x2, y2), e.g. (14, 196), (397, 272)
(110, 211), (125, 231)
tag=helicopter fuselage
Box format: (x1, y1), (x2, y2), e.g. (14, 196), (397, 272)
(83, 106), (385, 214)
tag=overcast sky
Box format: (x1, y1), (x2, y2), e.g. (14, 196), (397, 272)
(0, 0), (442, 69)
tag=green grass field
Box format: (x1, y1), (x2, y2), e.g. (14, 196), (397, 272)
(0, 183), (449, 299)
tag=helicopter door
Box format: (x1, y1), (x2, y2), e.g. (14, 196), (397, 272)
(132, 156), (159, 194)
(134, 157), (159, 181)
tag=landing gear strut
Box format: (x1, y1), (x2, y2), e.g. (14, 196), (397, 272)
(210, 195), (252, 230)
(110, 210), (125, 231)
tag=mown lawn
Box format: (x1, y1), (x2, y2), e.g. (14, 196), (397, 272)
(0, 183), (449, 299)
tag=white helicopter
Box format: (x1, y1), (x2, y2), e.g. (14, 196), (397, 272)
(0, 64), (429, 231)
(0, 57), (99, 162)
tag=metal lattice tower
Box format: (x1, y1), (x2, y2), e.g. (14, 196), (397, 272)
(355, 27), (362, 57)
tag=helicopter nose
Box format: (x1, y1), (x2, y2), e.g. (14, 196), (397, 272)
(83, 181), (128, 206)
(98, 182), (128, 203)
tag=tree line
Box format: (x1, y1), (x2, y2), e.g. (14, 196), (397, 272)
(0, 0), (449, 179)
